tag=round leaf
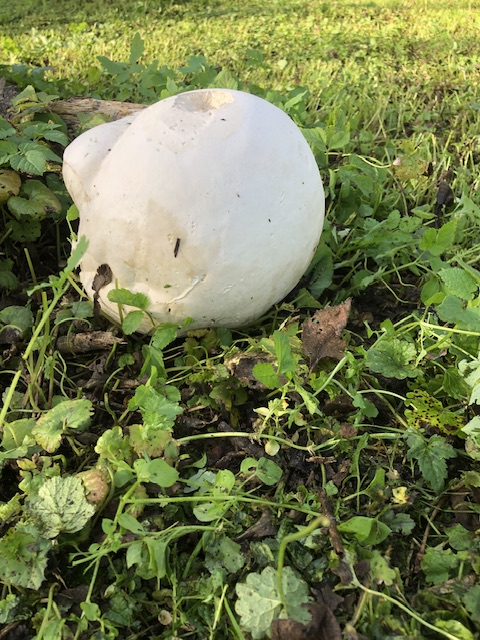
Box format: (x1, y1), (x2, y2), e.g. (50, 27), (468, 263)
(0, 169), (21, 203)
(133, 458), (179, 486)
(7, 179), (62, 219)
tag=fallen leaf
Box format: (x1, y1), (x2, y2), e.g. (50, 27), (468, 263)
(313, 584), (344, 612)
(225, 351), (276, 390)
(92, 263), (113, 316)
(56, 330), (122, 354)
(302, 299), (351, 369)
(339, 424), (358, 439)
(271, 603), (342, 640)
(331, 560), (354, 585)
(235, 509), (277, 541)
(92, 263), (113, 293)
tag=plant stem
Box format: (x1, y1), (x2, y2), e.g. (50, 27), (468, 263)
(353, 580), (461, 640)
(276, 514), (329, 607)
(0, 369), (22, 429)
(223, 596), (246, 640)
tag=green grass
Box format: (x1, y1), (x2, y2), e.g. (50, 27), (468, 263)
(2, 0), (480, 138)
(2, 1), (480, 639)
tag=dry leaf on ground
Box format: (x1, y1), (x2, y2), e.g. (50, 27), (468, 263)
(302, 298), (352, 369)
(271, 603), (342, 640)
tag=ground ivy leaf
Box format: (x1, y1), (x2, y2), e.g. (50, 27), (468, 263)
(421, 547), (459, 584)
(438, 267), (478, 301)
(122, 309), (145, 334)
(205, 535), (245, 576)
(128, 384), (183, 430)
(462, 416), (480, 460)
(366, 338), (419, 379)
(463, 584), (480, 622)
(1, 418), (36, 451)
(282, 568), (312, 625)
(367, 550), (396, 586)
(235, 566), (311, 639)
(32, 398), (93, 452)
(27, 475), (96, 538)
(150, 323), (179, 350)
(129, 423), (172, 457)
(0, 305), (34, 335)
(95, 426), (132, 463)
(0, 258), (18, 290)
(107, 288), (149, 309)
(0, 495), (22, 521)
(446, 524), (475, 551)
(253, 362), (282, 389)
(405, 429), (457, 493)
(0, 525), (51, 589)
(389, 513), (415, 535)
(436, 294), (480, 331)
(0, 593), (19, 624)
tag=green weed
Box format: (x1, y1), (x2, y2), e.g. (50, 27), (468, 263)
(1, 3), (480, 639)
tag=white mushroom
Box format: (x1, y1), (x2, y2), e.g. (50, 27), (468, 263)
(63, 88), (325, 333)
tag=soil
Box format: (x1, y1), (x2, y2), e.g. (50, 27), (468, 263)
(0, 78), (18, 117)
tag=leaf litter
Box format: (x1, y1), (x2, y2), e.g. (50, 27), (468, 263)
(301, 298), (351, 369)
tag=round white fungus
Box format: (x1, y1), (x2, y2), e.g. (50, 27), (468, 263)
(63, 88), (325, 333)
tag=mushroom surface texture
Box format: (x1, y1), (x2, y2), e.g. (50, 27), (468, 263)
(63, 88), (325, 333)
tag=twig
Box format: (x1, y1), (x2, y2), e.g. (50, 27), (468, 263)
(319, 488), (345, 557)
(414, 501), (443, 573)
(56, 330), (123, 354)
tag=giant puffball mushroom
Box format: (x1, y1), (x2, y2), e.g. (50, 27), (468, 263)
(63, 88), (325, 333)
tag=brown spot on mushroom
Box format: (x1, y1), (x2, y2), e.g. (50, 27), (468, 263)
(174, 237), (181, 257)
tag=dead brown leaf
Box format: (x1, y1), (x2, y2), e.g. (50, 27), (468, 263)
(302, 299), (351, 370)
(271, 603), (342, 640)
(313, 584), (344, 612)
(225, 351), (276, 390)
(92, 263), (113, 316)
(331, 560), (354, 585)
(92, 263), (113, 294)
(235, 509), (277, 541)
(56, 330), (122, 354)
